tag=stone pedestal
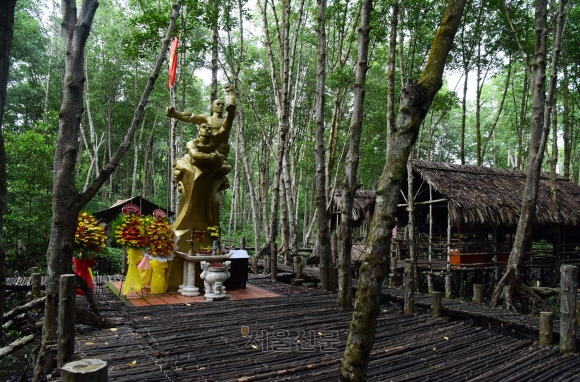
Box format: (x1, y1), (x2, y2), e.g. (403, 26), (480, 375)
(180, 261), (200, 296)
(175, 251), (231, 298)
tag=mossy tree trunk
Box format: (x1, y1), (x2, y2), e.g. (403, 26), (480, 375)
(490, 0), (569, 310)
(339, 0), (465, 379)
(337, 0), (372, 309)
(315, 0), (332, 290)
(33, 2), (182, 379)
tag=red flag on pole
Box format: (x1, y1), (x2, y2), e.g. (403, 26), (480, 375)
(168, 36), (179, 89)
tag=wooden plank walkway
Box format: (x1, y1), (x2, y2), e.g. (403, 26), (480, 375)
(57, 277), (580, 381)
(379, 286), (576, 344)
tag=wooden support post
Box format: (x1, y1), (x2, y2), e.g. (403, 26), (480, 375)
(428, 185), (433, 264)
(270, 242), (278, 281)
(241, 237), (246, 249)
(292, 255), (303, 286)
(446, 202), (451, 274)
(404, 260), (414, 314)
(31, 273), (41, 298)
(331, 232), (338, 265)
(331, 232), (339, 290)
(31, 266), (39, 275)
(560, 265), (577, 354)
(427, 273), (434, 295)
(492, 227), (499, 281)
(406, 161), (418, 289)
(296, 256), (303, 279)
(264, 246), (270, 274)
(445, 274), (452, 299)
(458, 272), (465, 297)
(61, 359), (108, 382)
(58, 274), (76, 368)
(539, 312), (553, 347)
(431, 291), (442, 317)
(472, 284), (483, 304)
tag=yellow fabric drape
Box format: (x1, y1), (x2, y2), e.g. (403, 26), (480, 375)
(150, 260), (168, 294)
(122, 247), (143, 295)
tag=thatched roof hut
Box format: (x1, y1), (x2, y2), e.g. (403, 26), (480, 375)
(408, 160), (580, 229)
(331, 189), (376, 228)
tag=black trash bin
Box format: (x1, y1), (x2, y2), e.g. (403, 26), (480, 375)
(225, 250), (250, 289)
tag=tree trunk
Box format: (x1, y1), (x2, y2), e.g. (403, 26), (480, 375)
(562, 47), (571, 180)
(0, 0), (16, 334)
(253, 0), (305, 270)
(210, 0), (219, 104)
(315, 0), (332, 291)
(131, 114), (146, 197)
(141, 110), (159, 198)
(386, 0), (398, 146)
(33, 2), (182, 379)
(337, 0), (372, 309)
(282, 150), (298, 262)
(491, 0), (568, 309)
(339, 0), (465, 378)
(460, 66), (467, 165)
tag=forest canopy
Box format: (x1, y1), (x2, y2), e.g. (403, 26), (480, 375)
(3, 0), (579, 274)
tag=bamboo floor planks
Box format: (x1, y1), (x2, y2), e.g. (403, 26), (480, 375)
(378, 285), (572, 342)
(53, 276), (580, 381)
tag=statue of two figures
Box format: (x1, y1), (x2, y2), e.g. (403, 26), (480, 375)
(165, 84), (236, 293)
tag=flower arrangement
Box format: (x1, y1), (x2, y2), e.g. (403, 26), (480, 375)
(145, 216), (176, 260)
(74, 212), (107, 260)
(113, 213), (147, 248)
(207, 226), (220, 238)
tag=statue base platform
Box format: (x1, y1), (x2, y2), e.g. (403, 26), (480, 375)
(173, 251), (232, 297)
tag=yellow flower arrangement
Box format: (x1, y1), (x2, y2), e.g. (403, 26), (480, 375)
(207, 226), (220, 238)
(113, 213), (148, 248)
(145, 216), (176, 259)
(74, 212), (107, 259)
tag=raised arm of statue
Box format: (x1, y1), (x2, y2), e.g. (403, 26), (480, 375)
(213, 85), (237, 145)
(166, 106), (208, 125)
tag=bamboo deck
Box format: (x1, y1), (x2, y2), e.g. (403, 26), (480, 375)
(43, 276), (580, 381)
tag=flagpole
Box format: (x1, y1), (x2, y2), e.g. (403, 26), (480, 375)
(168, 32), (179, 218)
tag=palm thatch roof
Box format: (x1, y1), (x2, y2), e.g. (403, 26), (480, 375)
(411, 160), (580, 228)
(332, 189), (376, 227)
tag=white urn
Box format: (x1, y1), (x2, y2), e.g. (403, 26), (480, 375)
(200, 260), (231, 300)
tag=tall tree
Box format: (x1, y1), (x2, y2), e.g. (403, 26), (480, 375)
(336, 0), (372, 309)
(315, 0), (332, 290)
(491, 0), (569, 310)
(252, 0), (306, 269)
(340, 0), (465, 378)
(0, 0), (17, 336)
(33, 1), (182, 378)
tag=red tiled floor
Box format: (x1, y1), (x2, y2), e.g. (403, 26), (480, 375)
(107, 281), (280, 307)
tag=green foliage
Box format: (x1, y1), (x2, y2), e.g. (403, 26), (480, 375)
(98, 247), (124, 274)
(4, 113), (56, 274)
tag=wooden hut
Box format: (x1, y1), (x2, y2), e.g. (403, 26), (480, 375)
(332, 161), (580, 289)
(398, 160), (580, 273)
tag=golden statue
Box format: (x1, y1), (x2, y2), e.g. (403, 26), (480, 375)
(165, 85), (236, 290)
